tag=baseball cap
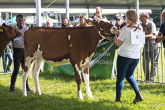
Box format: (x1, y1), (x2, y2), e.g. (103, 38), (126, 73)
(115, 15), (123, 19)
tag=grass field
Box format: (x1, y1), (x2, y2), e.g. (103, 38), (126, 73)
(0, 45), (165, 110)
(0, 71), (165, 110)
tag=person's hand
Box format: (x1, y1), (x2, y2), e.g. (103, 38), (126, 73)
(155, 37), (162, 43)
(156, 35), (161, 39)
(116, 30), (120, 36)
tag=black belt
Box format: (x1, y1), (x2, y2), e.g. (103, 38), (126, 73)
(13, 48), (25, 50)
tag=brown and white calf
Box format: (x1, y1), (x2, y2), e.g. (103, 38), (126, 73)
(22, 20), (116, 99)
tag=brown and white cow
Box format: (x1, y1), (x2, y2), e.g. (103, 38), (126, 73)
(22, 20), (116, 99)
(0, 23), (21, 57)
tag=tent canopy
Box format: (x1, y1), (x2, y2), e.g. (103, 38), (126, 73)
(0, 0), (164, 10)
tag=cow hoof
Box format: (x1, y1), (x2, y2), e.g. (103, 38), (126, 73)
(22, 94), (27, 97)
(36, 92), (41, 95)
(78, 95), (84, 100)
(77, 90), (84, 100)
(87, 94), (93, 98)
(86, 90), (93, 98)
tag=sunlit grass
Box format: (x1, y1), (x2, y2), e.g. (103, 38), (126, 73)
(0, 71), (165, 110)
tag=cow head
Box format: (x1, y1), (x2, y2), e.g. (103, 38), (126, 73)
(86, 19), (117, 37)
(0, 23), (21, 40)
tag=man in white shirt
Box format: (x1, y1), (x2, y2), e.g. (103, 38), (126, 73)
(10, 14), (32, 93)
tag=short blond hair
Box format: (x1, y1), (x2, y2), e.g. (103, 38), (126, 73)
(162, 10), (165, 15)
(96, 7), (102, 13)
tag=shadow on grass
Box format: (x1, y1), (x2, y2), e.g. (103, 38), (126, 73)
(0, 84), (131, 110)
(38, 71), (165, 96)
(39, 71), (113, 82)
(39, 71), (76, 82)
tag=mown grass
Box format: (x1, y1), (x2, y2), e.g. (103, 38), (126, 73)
(0, 71), (165, 110)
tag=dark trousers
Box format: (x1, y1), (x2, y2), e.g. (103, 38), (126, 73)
(10, 48), (29, 89)
(116, 55), (139, 98)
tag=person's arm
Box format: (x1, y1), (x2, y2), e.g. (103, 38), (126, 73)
(145, 34), (154, 39)
(114, 36), (123, 46)
(155, 32), (165, 43)
(145, 22), (156, 39)
(155, 23), (164, 43)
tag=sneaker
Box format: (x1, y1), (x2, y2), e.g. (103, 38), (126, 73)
(10, 88), (16, 94)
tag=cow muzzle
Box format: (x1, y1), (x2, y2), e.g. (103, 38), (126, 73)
(110, 26), (117, 34)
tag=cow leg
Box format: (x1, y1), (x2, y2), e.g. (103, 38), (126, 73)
(82, 67), (93, 98)
(32, 58), (42, 95)
(22, 57), (34, 97)
(72, 63), (83, 100)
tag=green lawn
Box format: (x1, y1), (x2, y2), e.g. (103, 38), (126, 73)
(0, 44), (165, 110)
(0, 71), (165, 110)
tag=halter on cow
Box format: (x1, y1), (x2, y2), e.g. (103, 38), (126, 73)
(0, 23), (21, 57)
(22, 19), (117, 99)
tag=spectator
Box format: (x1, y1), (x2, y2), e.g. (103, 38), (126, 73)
(140, 12), (160, 82)
(77, 15), (88, 27)
(114, 10), (143, 103)
(155, 10), (165, 46)
(23, 18), (30, 28)
(61, 17), (73, 27)
(115, 15), (127, 31)
(46, 20), (53, 27)
(93, 7), (109, 22)
(2, 42), (13, 73)
(10, 14), (32, 94)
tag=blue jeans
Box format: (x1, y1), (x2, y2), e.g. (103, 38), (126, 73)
(116, 55), (139, 98)
(2, 52), (13, 72)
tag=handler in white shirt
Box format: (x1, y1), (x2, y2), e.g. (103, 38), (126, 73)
(114, 10), (144, 103)
(10, 14), (32, 94)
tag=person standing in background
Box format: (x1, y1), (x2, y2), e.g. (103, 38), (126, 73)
(46, 20), (53, 27)
(2, 42), (13, 73)
(155, 10), (165, 46)
(140, 12), (160, 82)
(61, 17), (73, 27)
(76, 15), (88, 27)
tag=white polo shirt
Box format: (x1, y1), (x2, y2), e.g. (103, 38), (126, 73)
(13, 25), (29, 48)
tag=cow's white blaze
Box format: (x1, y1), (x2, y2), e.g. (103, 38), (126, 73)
(97, 20), (101, 24)
(82, 73), (93, 98)
(70, 44), (72, 47)
(68, 34), (71, 40)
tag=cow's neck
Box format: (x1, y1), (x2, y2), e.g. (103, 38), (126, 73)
(0, 36), (10, 57)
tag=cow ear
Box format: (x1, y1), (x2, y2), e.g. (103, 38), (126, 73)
(0, 27), (5, 32)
